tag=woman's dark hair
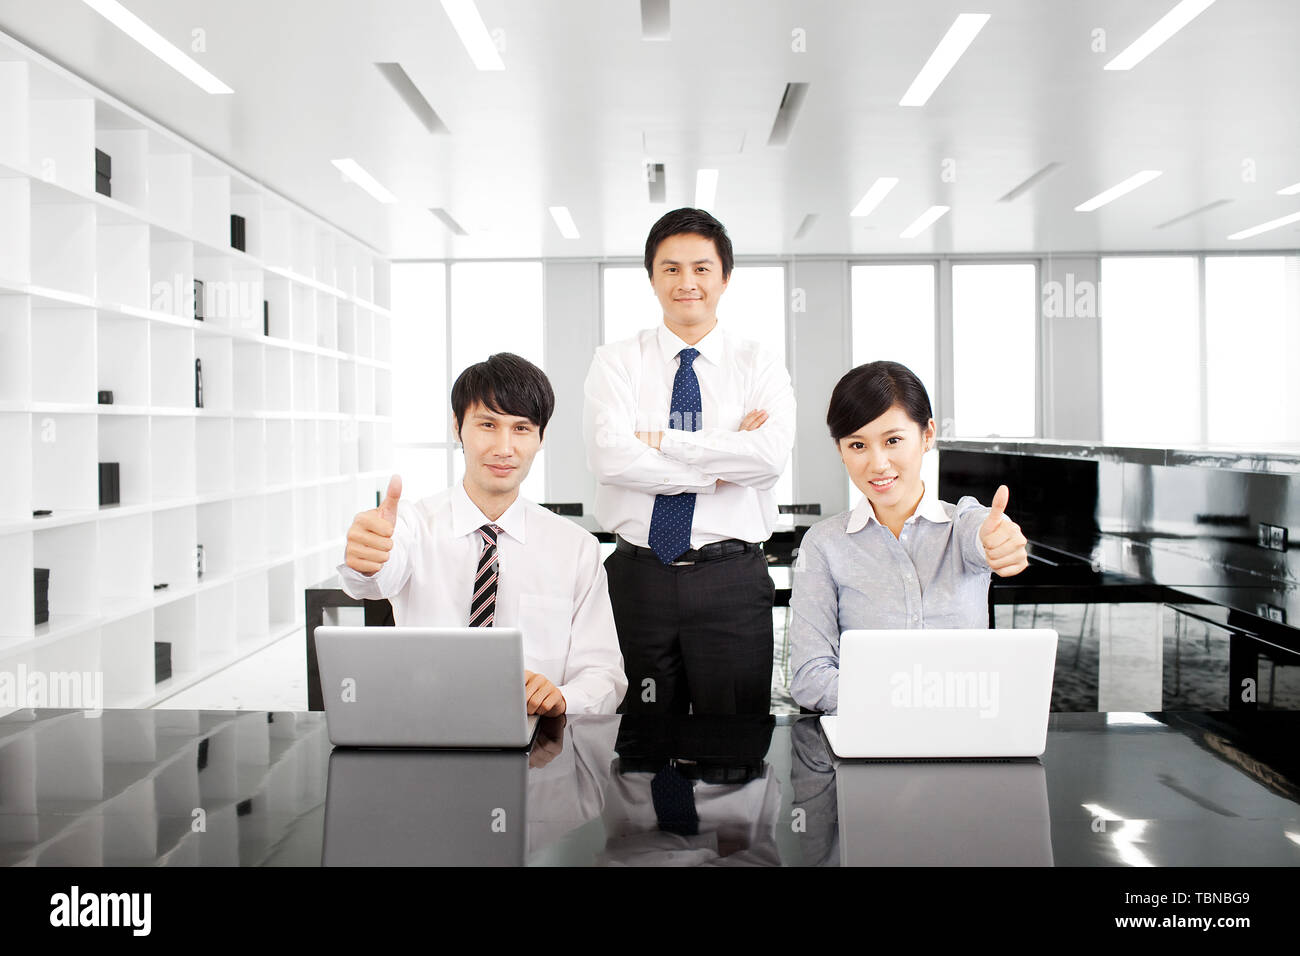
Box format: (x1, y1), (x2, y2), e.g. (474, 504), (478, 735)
(826, 361), (933, 442)
(643, 207), (734, 280)
(451, 352), (555, 438)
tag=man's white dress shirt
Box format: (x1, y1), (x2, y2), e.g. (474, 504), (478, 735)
(335, 482), (627, 715)
(582, 323), (796, 548)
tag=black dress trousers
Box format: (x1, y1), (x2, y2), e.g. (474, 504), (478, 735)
(605, 545), (775, 715)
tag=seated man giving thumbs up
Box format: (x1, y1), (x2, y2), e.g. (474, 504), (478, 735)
(789, 360), (1029, 714)
(336, 352), (627, 716)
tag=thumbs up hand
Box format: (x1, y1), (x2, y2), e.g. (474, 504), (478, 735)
(979, 484), (1028, 577)
(345, 474), (403, 576)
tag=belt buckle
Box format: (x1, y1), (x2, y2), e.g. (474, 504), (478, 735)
(670, 559), (695, 566)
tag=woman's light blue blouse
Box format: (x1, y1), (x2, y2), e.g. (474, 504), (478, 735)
(789, 493), (994, 714)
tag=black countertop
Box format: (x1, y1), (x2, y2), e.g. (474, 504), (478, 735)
(3, 709), (1298, 866)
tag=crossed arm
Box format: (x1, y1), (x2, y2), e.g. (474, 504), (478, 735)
(582, 347), (796, 493)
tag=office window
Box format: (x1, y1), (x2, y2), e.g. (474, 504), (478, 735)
(850, 263), (937, 405)
(391, 263), (449, 499)
(1205, 256), (1300, 444)
(602, 264), (792, 505)
(450, 261), (545, 502)
(1099, 257), (1199, 445)
(849, 263), (938, 507)
(952, 263), (1036, 438)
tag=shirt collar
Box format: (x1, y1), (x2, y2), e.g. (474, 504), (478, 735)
(451, 480), (527, 544)
(657, 321), (725, 368)
(845, 481), (951, 533)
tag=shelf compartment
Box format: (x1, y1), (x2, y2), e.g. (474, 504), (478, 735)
(148, 323), (195, 409)
(291, 351), (315, 414)
(195, 416), (233, 494)
(234, 571), (268, 644)
(264, 418), (291, 486)
(151, 505), (197, 591)
(96, 413), (149, 506)
(317, 356), (338, 415)
(145, 148), (191, 235)
(101, 611), (153, 707)
(98, 512), (151, 605)
(195, 499), (234, 580)
(0, 293), (30, 402)
(232, 496), (264, 569)
(263, 347), (290, 412)
(0, 529), (34, 637)
(265, 489), (293, 560)
(229, 187), (261, 260)
(148, 237), (193, 320)
(231, 339), (264, 412)
(153, 595), (196, 682)
(31, 305), (94, 404)
(96, 311), (149, 407)
(0, 60), (29, 170)
(149, 416), (196, 501)
(31, 412), (97, 511)
(92, 121), (148, 210)
(290, 282), (314, 347)
(191, 173), (230, 251)
(315, 290), (337, 349)
(34, 519), (99, 619)
(292, 419), (316, 483)
(267, 560), (295, 633)
(27, 95), (93, 193)
(194, 334), (232, 413)
(0, 177), (31, 284)
(196, 580), (236, 666)
(30, 199), (95, 297)
(233, 417), (265, 492)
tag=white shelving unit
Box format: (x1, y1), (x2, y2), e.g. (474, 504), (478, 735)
(0, 30), (393, 711)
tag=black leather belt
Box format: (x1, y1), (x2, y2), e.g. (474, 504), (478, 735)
(616, 536), (760, 565)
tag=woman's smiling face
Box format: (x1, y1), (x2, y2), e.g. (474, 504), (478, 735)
(837, 402), (935, 512)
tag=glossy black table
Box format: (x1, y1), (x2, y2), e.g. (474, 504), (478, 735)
(2, 709), (1297, 866)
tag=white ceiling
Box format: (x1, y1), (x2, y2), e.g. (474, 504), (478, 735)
(1, 0), (1298, 259)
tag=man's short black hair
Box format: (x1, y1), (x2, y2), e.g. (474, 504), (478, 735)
(451, 352), (555, 438)
(643, 207), (734, 280)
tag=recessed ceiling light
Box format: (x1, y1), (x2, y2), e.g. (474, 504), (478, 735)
(375, 63), (449, 134)
(548, 206), (579, 239)
(899, 14), (990, 107)
(440, 0), (505, 70)
(998, 162), (1062, 202)
(900, 205), (950, 238)
(793, 213), (818, 239)
(331, 159), (398, 204)
(767, 83), (810, 146)
(695, 169), (718, 211)
(1074, 171), (1163, 212)
(1277, 181), (1300, 196)
(1227, 210), (1300, 241)
(1104, 0), (1217, 71)
(80, 0), (232, 94)
(640, 0), (670, 40)
(429, 208), (467, 236)
(851, 178), (899, 217)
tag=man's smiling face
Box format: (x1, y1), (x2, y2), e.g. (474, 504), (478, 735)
(649, 232), (730, 330)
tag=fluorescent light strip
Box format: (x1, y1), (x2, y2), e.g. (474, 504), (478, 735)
(851, 177), (899, 217)
(900, 205), (949, 238)
(1074, 170), (1163, 212)
(1104, 0), (1217, 71)
(549, 206), (579, 239)
(1227, 210), (1300, 241)
(80, 0), (232, 94)
(899, 13), (990, 107)
(331, 159), (398, 204)
(1278, 181), (1300, 196)
(440, 0), (505, 70)
(429, 208), (467, 236)
(695, 169), (718, 210)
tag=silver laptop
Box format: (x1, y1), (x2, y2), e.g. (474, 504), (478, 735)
(315, 625), (540, 748)
(820, 629), (1058, 759)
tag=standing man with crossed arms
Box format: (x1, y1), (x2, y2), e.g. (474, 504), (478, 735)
(337, 352), (627, 716)
(583, 208), (796, 715)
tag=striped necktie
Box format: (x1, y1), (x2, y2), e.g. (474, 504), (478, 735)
(469, 523), (501, 627)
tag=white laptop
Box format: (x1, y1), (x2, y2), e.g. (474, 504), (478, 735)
(315, 625), (540, 749)
(820, 629), (1058, 759)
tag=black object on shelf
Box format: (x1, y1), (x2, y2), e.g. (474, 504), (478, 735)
(97, 389), (114, 404)
(98, 462), (120, 506)
(236, 798), (252, 817)
(154, 641), (172, 683)
(196, 544), (205, 580)
(195, 357), (203, 409)
(263, 299), (269, 336)
(153, 583), (168, 591)
(33, 509), (52, 517)
(193, 278), (204, 321)
(231, 214), (246, 252)
(94, 148), (111, 197)
(34, 568), (49, 626)
(196, 737), (209, 771)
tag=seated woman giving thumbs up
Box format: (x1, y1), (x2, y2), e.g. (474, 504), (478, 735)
(789, 360), (1029, 714)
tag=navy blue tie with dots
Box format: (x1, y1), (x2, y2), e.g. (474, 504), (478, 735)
(648, 347), (701, 564)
